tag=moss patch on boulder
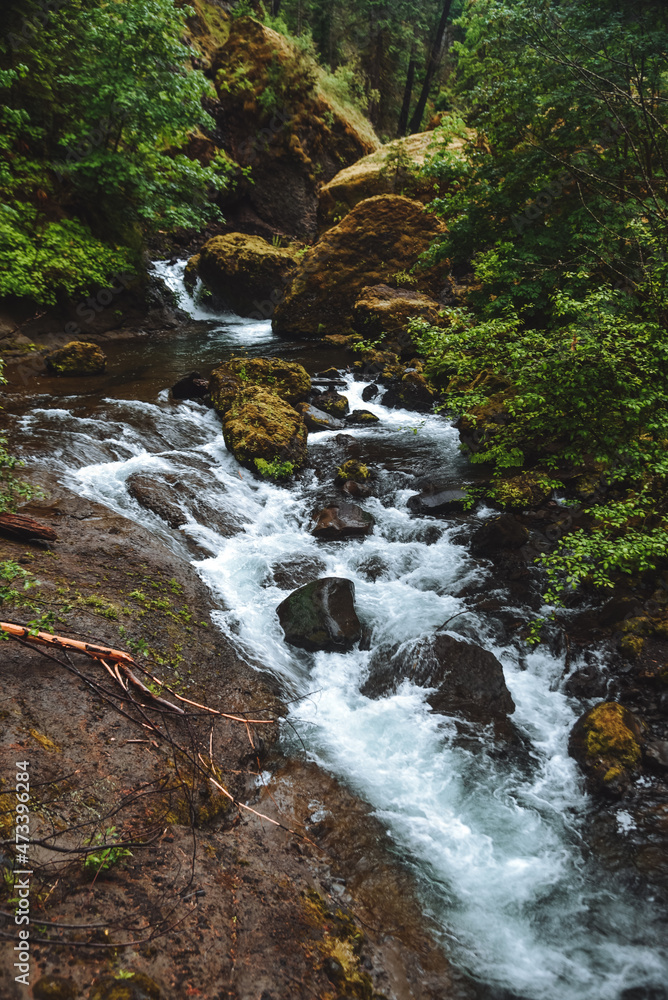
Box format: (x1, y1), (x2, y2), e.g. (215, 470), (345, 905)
(209, 356), (311, 415)
(272, 195), (446, 339)
(492, 472), (554, 510)
(569, 701), (644, 794)
(222, 386), (307, 471)
(353, 283), (444, 356)
(194, 233), (297, 317)
(45, 341), (106, 376)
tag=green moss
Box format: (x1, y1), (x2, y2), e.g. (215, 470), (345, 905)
(584, 702), (641, 769)
(492, 472), (555, 509)
(620, 634), (644, 661)
(45, 341), (107, 376)
(336, 460), (370, 484)
(210, 356), (311, 414)
(222, 386), (308, 470)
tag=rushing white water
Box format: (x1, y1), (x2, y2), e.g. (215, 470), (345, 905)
(13, 262), (668, 1000)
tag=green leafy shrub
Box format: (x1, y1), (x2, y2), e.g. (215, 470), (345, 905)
(82, 826), (133, 878)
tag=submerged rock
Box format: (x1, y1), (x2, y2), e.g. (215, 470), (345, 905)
(209, 357), (311, 415)
(170, 370), (209, 401)
(45, 340), (106, 376)
(271, 555), (327, 590)
(312, 502), (375, 540)
(193, 233), (297, 316)
(222, 387), (308, 471)
(299, 402), (344, 431)
(126, 471), (241, 538)
(569, 701), (644, 795)
(272, 195), (446, 338)
(277, 578), (362, 651)
(361, 632), (515, 722)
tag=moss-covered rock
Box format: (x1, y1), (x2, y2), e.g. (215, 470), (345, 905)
(45, 341), (106, 376)
(569, 701), (644, 795)
(33, 976), (78, 1000)
(318, 131), (450, 229)
(272, 195), (446, 338)
(335, 460), (371, 485)
(382, 370), (436, 413)
(315, 389), (349, 417)
(193, 234), (297, 317)
(492, 472), (554, 510)
(222, 386), (307, 471)
(346, 409), (380, 425)
(183, 253), (201, 293)
(208, 17), (378, 239)
(209, 356), (311, 414)
(88, 972), (161, 1000)
(352, 283), (444, 356)
(298, 402), (344, 431)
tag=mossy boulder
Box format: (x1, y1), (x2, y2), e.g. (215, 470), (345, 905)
(318, 131), (446, 229)
(315, 389), (349, 418)
(192, 233), (297, 317)
(298, 402), (345, 431)
(209, 17), (378, 239)
(335, 460), (371, 485)
(352, 283), (444, 356)
(209, 356), (311, 415)
(492, 472), (554, 510)
(89, 973), (161, 1000)
(569, 701), (644, 795)
(45, 341), (106, 376)
(183, 252), (201, 293)
(346, 409), (380, 425)
(33, 977), (78, 1000)
(382, 370), (436, 413)
(222, 386), (307, 471)
(272, 195), (446, 339)
(276, 577), (362, 651)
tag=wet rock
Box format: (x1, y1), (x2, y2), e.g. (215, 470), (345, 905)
(194, 233), (297, 316)
(342, 480), (373, 499)
(569, 702), (645, 795)
(644, 740), (668, 776)
(361, 632), (515, 722)
(353, 284), (443, 356)
(126, 471), (241, 538)
(381, 370), (436, 412)
(361, 383), (379, 402)
(271, 555), (327, 590)
(335, 460), (372, 486)
(45, 340), (106, 376)
(222, 387), (307, 472)
(346, 409), (380, 425)
(209, 356), (311, 415)
(272, 195), (446, 338)
(277, 578), (362, 651)
(33, 976), (78, 1000)
(299, 403), (344, 431)
(312, 502), (375, 540)
(127, 472), (188, 528)
(170, 370), (209, 401)
(183, 253), (200, 293)
(316, 389), (349, 418)
(470, 515), (530, 556)
(492, 472), (554, 510)
(89, 972), (161, 1000)
(408, 488), (472, 516)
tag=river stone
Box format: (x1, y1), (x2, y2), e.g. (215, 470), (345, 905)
(170, 370), (209, 401)
(299, 402), (344, 431)
(569, 701), (644, 795)
(271, 555), (327, 590)
(210, 356), (311, 415)
(222, 386), (308, 471)
(408, 489), (472, 516)
(361, 632), (515, 722)
(45, 340), (106, 376)
(194, 232), (297, 317)
(470, 515), (530, 556)
(312, 502), (375, 540)
(381, 371), (436, 413)
(346, 409), (380, 425)
(316, 389), (349, 418)
(126, 471), (242, 538)
(361, 383), (379, 401)
(276, 578), (362, 651)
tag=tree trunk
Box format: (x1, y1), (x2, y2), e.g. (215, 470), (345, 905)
(408, 0), (452, 135)
(0, 512), (58, 542)
(398, 39), (417, 137)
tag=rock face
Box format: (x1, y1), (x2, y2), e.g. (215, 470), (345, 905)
(209, 357), (311, 415)
(207, 17), (378, 240)
(569, 701), (644, 795)
(312, 503), (375, 540)
(222, 387), (308, 471)
(45, 341), (106, 375)
(276, 578), (362, 651)
(193, 234), (296, 317)
(272, 195), (446, 339)
(353, 284), (443, 356)
(408, 489), (471, 516)
(318, 132), (439, 229)
(361, 632), (515, 722)
(298, 403), (344, 431)
(470, 515), (530, 556)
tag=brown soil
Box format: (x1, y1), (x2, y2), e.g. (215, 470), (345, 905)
(0, 474), (474, 1000)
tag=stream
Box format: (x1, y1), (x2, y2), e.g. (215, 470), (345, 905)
(6, 260), (668, 1000)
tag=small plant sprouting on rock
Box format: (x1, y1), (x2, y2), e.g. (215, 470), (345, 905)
(82, 827), (133, 879)
(254, 457), (295, 481)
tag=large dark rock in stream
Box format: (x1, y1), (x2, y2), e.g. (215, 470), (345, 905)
(170, 371), (209, 401)
(408, 488), (472, 516)
(277, 578), (362, 652)
(470, 514), (530, 556)
(361, 632), (515, 722)
(298, 403), (344, 432)
(126, 471), (242, 538)
(312, 502), (374, 540)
